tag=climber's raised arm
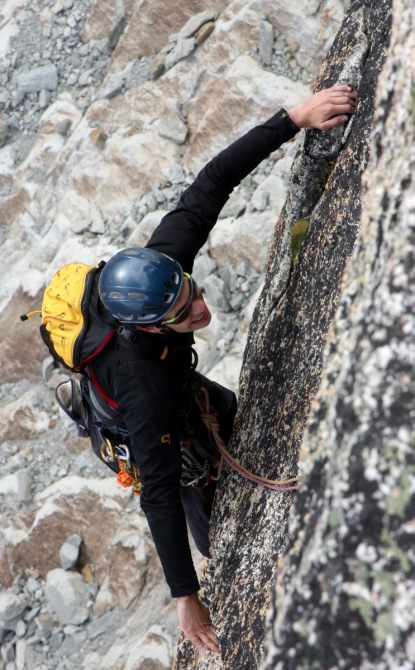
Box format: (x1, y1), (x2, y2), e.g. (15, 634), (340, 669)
(147, 85), (357, 271)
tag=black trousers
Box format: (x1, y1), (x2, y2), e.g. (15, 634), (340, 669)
(180, 374), (237, 558)
(180, 478), (218, 557)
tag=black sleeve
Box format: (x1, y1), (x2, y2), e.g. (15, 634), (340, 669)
(146, 109), (300, 273)
(111, 359), (200, 598)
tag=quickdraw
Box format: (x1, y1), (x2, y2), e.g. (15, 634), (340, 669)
(195, 387), (300, 492)
(101, 440), (143, 496)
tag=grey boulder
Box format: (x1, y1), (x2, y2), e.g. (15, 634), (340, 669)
(0, 594), (27, 623)
(16, 64), (58, 96)
(45, 569), (89, 625)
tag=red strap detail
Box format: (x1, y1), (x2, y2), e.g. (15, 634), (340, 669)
(81, 330), (115, 366)
(89, 359), (119, 409)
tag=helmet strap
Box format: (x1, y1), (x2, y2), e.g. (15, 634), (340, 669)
(158, 324), (176, 335)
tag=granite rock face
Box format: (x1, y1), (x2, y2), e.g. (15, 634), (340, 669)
(174, 1), (396, 668)
(262, 0), (415, 667)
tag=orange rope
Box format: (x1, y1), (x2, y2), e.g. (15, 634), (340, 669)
(195, 388), (300, 489)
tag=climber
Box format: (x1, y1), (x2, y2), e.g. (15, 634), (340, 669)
(93, 85), (357, 656)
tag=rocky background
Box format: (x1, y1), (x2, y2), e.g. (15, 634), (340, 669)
(0, 1), (347, 669)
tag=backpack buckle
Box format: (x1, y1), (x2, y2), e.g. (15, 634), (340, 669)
(116, 324), (139, 343)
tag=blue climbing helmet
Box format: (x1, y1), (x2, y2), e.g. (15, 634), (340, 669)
(98, 248), (184, 325)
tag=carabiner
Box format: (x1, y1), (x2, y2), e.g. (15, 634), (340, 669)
(101, 437), (116, 462)
(115, 444), (131, 463)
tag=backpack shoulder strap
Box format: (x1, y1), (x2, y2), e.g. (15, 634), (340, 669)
(99, 308), (171, 362)
(88, 360), (119, 411)
(114, 329), (170, 361)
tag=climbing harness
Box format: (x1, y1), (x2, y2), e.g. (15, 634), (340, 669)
(195, 387), (300, 492)
(177, 364), (222, 488)
(54, 350), (298, 494)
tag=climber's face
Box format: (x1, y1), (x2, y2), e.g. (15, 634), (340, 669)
(161, 276), (212, 333)
(137, 275), (212, 334)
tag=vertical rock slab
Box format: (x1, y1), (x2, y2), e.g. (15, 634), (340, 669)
(174, 0), (391, 668)
(261, 0), (415, 667)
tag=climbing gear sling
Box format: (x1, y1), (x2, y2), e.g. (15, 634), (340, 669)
(194, 387), (299, 492)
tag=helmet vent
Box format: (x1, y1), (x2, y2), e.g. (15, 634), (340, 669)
(138, 251), (158, 263)
(118, 313), (133, 320)
(109, 291), (124, 299)
(127, 292), (146, 299)
(164, 293), (175, 303)
(171, 272), (179, 284)
(137, 313), (157, 320)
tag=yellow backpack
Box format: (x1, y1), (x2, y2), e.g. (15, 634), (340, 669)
(21, 261), (114, 372)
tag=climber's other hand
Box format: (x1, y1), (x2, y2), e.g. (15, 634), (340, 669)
(177, 592), (220, 656)
(287, 85), (357, 131)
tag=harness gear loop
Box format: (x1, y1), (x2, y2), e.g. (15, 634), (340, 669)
(195, 387), (300, 492)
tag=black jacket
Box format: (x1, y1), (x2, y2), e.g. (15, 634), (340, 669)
(92, 110), (299, 597)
